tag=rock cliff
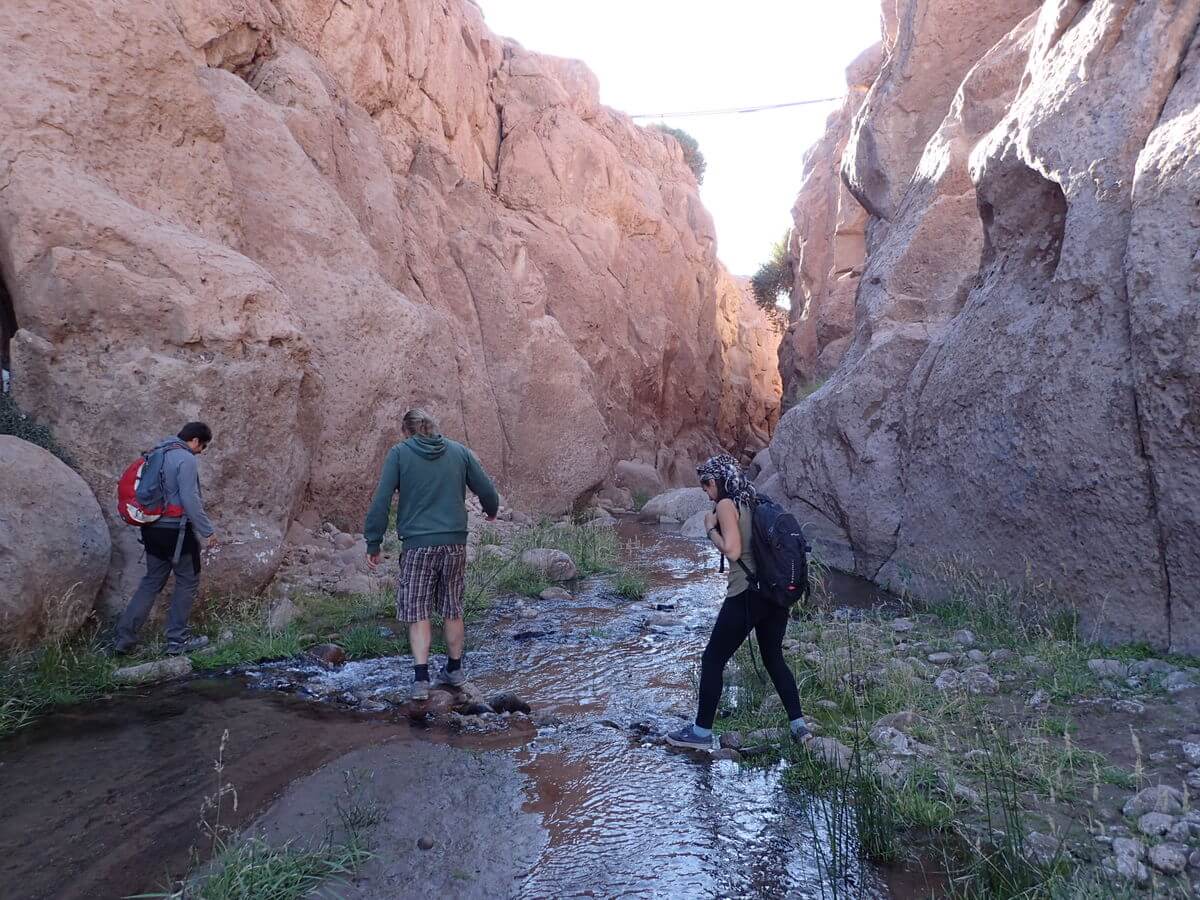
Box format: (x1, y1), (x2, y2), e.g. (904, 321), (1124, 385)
(773, 0), (1200, 654)
(0, 0), (780, 614)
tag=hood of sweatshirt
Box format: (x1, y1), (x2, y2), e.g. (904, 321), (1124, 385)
(405, 434), (447, 460)
(154, 437), (190, 453)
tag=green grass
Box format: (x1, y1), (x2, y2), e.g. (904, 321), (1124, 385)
(137, 835), (371, 900)
(611, 567), (649, 601)
(339, 624), (407, 660)
(632, 490), (651, 511)
(190, 628), (305, 672)
(465, 521), (622, 601)
(0, 631), (116, 737)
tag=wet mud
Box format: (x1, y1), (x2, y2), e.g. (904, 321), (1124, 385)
(0, 681), (396, 899)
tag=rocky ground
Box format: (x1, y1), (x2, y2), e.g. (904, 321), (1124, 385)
(725, 598), (1200, 895)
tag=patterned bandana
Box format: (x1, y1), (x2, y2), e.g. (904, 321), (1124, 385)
(696, 454), (758, 508)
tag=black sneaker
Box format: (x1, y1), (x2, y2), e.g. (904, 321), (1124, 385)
(665, 725), (713, 749)
(110, 642), (136, 658)
(165, 634), (210, 656)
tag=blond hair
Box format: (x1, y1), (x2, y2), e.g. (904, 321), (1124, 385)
(402, 408), (438, 437)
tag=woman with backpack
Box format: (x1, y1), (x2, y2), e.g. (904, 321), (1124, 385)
(666, 454), (811, 749)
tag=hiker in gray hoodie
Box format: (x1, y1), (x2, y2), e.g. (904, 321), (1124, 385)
(114, 422), (217, 656)
(364, 408), (499, 700)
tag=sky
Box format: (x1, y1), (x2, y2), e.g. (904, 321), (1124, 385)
(480, 1), (882, 277)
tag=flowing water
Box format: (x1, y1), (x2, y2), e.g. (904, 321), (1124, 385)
(0, 521), (932, 899)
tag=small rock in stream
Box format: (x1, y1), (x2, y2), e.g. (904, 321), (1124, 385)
(417, 836), (435, 851)
(719, 732), (744, 750)
(488, 692), (532, 714)
(710, 748), (742, 762)
(455, 701), (496, 716)
(512, 629), (553, 641)
(306, 643), (347, 669)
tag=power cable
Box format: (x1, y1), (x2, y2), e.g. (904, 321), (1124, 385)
(630, 95), (844, 120)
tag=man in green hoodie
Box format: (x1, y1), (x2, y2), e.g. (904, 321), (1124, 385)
(364, 408), (500, 700)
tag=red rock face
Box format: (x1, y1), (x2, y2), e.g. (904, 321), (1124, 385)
(772, 0), (1200, 654)
(0, 0), (780, 607)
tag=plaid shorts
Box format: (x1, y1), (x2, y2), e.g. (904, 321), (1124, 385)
(395, 544), (467, 623)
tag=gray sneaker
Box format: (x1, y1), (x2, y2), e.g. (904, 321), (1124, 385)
(666, 725), (713, 750)
(437, 665), (467, 688)
(165, 634), (210, 656)
(410, 678), (430, 701)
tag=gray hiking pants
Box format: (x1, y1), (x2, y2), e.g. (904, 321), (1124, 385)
(115, 550), (200, 647)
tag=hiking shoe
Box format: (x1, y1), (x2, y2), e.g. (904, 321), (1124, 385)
(165, 634), (210, 656)
(110, 642), (137, 658)
(410, 679), (431, 701)
(437, 666), (467, 688)
(791, 723), (814, 747)
(665, 725), (713, 750)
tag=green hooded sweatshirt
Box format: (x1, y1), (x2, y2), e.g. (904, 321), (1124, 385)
(364, 435), (500, 554)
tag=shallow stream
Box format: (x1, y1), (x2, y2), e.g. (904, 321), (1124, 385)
(0, 521), (932, 899)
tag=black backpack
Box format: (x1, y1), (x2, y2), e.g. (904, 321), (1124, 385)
(736, 495), (811, 609)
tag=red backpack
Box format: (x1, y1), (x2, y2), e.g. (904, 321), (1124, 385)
(116, 442), (187, 526)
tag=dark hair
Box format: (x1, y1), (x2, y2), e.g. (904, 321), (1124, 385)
(701, 475), (731, 502)
(178, 421), (213, 445)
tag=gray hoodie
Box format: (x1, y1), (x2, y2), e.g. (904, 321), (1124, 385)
(151, 438), (215, 537)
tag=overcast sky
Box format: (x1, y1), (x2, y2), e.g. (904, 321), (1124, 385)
(480, 1), (882, 277)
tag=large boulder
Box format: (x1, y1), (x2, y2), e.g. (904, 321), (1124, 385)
(639, 488), (712, 523)
(0, 436), (111, 648)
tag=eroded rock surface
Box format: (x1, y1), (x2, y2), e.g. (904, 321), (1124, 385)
(772, 0), (1200, 653)
(0, 0), (780, 609)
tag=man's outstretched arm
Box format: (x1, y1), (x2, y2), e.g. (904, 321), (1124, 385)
(465, 450), (500, 520)
(364, 447), (401, 556)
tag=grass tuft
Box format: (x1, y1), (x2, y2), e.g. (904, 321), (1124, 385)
(611, 567), (650, 601)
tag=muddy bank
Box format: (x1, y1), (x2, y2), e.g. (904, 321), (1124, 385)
(0, 681), (396, 900)
(251, 742), (544, 898)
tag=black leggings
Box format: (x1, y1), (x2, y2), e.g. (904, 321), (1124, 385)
(696, 589), (804, 729)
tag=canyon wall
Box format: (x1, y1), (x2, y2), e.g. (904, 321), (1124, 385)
(0, 0), (780, 620)
(773, 0), (1200, 654)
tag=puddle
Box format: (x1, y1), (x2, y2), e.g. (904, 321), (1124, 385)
(0, 519), (923, 899)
